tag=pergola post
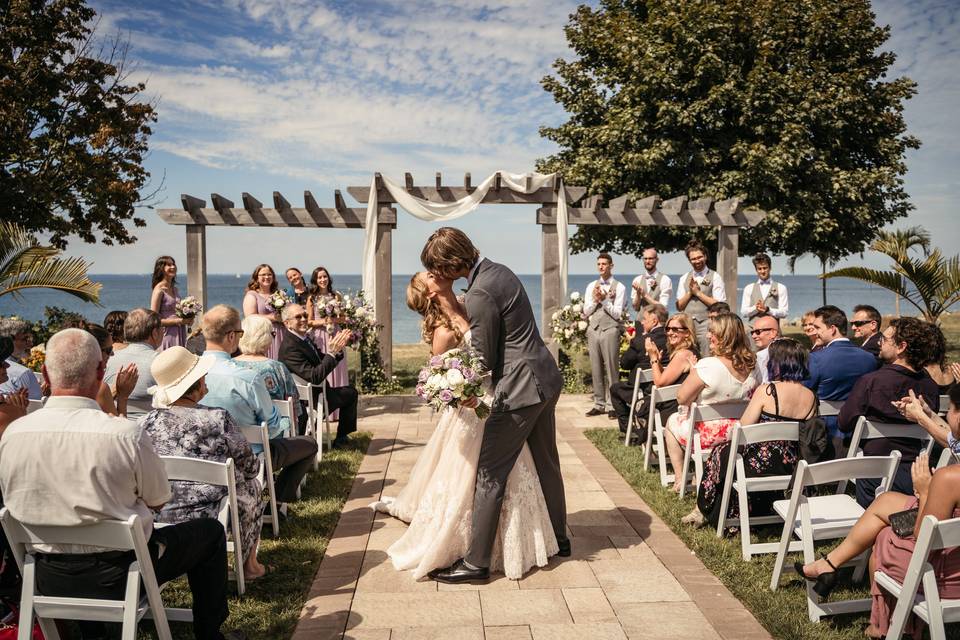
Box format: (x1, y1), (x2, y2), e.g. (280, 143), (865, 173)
(375, 215), (393, 376)
(540, 211), (561, 361)
(716, 225), (739, 307)
(185, 224), (208, 310)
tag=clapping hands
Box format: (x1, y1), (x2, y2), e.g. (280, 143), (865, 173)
(912, 452), (933, 498)
(893, 389), (934, 423)
(114, 363), (139, 399)
(644, 337), (661, 361)
(329, 329), (352, 355)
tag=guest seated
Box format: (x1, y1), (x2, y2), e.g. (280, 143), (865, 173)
(664, 313), (757, 494)
(924, 322), (956, 394)
(750, 315), (781, 385)
(638, 312), (700, 436)
(0, 329), (242, 640)
(86, 323), (139, 416)
(707, 301), (730, 318)
(278, 304), (358, 448)
(851, 304), (882, 357)
(797, 387), (960, 640)
(200, 305), (317, 504)
(0, 316), (41, 400)
(234, 315), (301, 431)
(0, 337), (28, 436)
(141, 347), (268, 581)
(104, 308), (162, 419)
(691, 339), (815, 528)
(103, 310), (129, 352)
(838, 317), (939, 506)
(609, 303), (668, 438)
(801, 310), (823, 352)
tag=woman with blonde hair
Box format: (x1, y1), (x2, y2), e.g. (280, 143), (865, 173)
(663, 313), (757, 497)
(242, 263), (285, 359)
(370, 271), (559, 581)
(234, 315), (300, 433)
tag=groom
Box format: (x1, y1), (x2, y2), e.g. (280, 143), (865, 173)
(421, 227), (569, 583)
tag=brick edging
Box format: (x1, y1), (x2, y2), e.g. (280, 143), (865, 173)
(558, 423), (773, 640)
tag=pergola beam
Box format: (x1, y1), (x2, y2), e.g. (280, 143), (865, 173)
(347, 178), (587, 205)
(158, 193), (396, 228)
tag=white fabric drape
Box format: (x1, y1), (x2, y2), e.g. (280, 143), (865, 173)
(362, 171), (569, 309)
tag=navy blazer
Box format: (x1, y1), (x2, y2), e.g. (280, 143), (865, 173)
(803, 339), (880, 401)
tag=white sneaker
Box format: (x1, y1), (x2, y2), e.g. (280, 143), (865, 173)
(681, 508), (706, 527)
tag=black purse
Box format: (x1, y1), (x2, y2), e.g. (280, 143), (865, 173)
(889, 507), (919, 538)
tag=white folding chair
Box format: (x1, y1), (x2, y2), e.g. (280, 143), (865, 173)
(239, 422), (281, 536)
(0, 508), (192, 640)
(123, 399), (154, 417)
(936, 447), (959, 470)
(159, 456), (245, 596)
(272, 397), (297, 438)
(33, 371), (43, 385)
(818, 399), (844, 417)
(877, 514), (960, 640)
(623, 368), (652, 446)
(940, 394), (950, 417)
(26, 398), (45, 414)
(837, 417), (934, 494)
(293, 375), (331, 460)
(769, 453), (901, 622)
(641, 384), (682, 487)
(678, 400), (750, 498)
(715, 421), (801, 559)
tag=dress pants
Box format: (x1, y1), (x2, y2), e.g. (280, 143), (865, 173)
(856, 460), (915, 508)
(270, 435), (319, 502)
(310, 384), (359, 443)
(610, 380), (651, 432)
(587, 328), (621, 410)
(35, 518), (228, 640)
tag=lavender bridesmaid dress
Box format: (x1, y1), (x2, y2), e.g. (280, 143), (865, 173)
(310, 294), (349, 420)
(245, 291), (284, 360)
(159, 290), (186, 351)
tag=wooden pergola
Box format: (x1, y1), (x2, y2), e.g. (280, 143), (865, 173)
(157, 172), (766, 374)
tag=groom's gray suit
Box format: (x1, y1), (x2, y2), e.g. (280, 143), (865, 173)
(463, 258), (566, 569)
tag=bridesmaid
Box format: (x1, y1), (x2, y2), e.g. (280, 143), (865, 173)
(305, 266), (348, 420)
(242, 263), (285, 359)
(150, 256), (189, 350)
(284, 267), (309, 305)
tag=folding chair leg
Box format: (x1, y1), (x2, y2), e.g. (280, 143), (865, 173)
(121, 564), (143, 640)
(36, 619), (61, 640)
(19, 557), (38, 640)
(851, 548), (870, 584)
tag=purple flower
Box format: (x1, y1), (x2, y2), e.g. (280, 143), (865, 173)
(417, 369), (430, 383)
(463, 368), (477, 382)
(429, 355), (444, 367)
(447, 358), (463, 370)
(439, 389), (454, 404)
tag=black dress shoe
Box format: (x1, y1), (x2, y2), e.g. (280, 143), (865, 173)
(331, 438), (350, 450)
(428, 559), (489, 584)
(556, 537), (572, 557)
(607, 411), (617, 419)
(585, 407), (605, 417)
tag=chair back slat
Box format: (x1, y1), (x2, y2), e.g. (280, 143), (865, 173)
(272, 397), (296, 419)
(160, 456), (232, 487)
(733, 421), (800, 447)
(819, 399), (844, 417)
(690, 399), (749, 423)
(651, 384), (681, 403)
(940, 395), (950, 415)
(926, 515), (960, 551)
(27, 398), (44, 414)
(239, 423), (269, 447)
(0, 509), (141, 549)
(635, 368), (653, 384)
(857, 418), (930, 441)
(802, 451), (901, 486)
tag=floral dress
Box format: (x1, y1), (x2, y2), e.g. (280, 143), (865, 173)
(697, 383), (806, 528)
(140, 405), (263, 560)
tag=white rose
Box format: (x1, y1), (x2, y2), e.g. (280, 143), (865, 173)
(427, 373), (445, 390)
(445, 369), (465, 387)
(577, 320), (588, 331)
(564, 328), (573, 338)
(572, 303), (582, 313)
(552, 311), (560, 320)
(571, 292), (581, 301)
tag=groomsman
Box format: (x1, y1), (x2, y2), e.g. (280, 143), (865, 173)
(740, 253), (789, 320)
(631, 247), (673, 311)
(676, 239), (726, 356)
(584, 253), (626, 417)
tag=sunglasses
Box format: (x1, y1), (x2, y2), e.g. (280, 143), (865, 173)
(228, 329), (244, 337)
(750, 328), (775, 336)
(292, 313), (308, 320)
(665, 326), (688, 333)
(851, 320), (875, 327)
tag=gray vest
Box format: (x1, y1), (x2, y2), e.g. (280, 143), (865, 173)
(683, 269), (716, 322)
(749, 281), (780, 314)
(588, 278), (623, 332)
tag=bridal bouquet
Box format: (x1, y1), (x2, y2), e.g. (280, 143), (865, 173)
(549, 291), (588, 351)
(268, 290), (293, 312)
(339, 291), (376, 347)
(415, 347), (490, 419)
(175, 296), (202, 319)
(22, 345), (45, 373)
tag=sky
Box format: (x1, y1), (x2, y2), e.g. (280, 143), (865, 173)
(55, 0), (960, 277)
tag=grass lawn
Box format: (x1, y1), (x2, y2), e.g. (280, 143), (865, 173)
(134, 433), (371, 639)
(586, 427), (926, 640)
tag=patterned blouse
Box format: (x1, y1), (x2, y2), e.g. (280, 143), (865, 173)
(234, 357), (300, 428)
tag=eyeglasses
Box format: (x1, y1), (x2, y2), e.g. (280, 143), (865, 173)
(750, 328), (775, 336)
(878, 333), (898, 345)
(851, 320), (876, 327)
(228, 329), (244, 337)
(665, 326), (688, 333)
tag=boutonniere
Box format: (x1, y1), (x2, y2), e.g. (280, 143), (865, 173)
(769, 286), (779, 299)
(700, 278), (711, 287)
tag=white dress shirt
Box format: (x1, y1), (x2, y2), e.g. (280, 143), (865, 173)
(740, 280), (789, 319)
(675, 268), (727, 303)
(631, 271), (672, 307)
(583, 278), (626, 319)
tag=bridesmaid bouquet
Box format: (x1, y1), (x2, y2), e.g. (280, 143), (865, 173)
(339, 291), (376, 347)
(415, 347), (490, 419)
(22, 345), (45, 372)
(268, 290), (293, 312)
(549, 291), (588, 352)
(175, 296), (203, 319)
(315, 295), (344, 322)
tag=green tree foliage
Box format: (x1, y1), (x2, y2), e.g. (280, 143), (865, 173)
(538, 0), (919, 263)
(0, 0), (158, 249)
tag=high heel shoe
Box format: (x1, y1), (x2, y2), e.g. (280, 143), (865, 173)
(794, 555), (838, 598)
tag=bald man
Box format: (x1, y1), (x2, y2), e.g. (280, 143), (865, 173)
(751, 315), (782, 384)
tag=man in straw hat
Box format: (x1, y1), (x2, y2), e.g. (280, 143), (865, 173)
(0, 329), (243, 640)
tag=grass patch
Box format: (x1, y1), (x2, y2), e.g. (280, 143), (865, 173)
(586, 427), (875, 640)
(135, 433), (371, 639)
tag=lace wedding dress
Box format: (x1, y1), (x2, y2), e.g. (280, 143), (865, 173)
(371, 331), (559, 580)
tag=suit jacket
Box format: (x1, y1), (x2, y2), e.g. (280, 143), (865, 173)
(803, 339), (879, 401)
(278, 331), (343, 390)
(860, 333), (881, 357)
(620, 325), (669, 385)
(465, 258), (563, 412)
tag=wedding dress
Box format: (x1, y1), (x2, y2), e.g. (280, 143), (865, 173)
(371, 331), (559, 580)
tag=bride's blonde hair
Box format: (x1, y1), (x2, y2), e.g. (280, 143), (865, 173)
(406, 272), (463, 346)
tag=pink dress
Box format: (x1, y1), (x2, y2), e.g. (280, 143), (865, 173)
(870, 495), (960, 638)
(309, 294), (348, 420)
(244, 291), (284, 360)
(158, 289), (186, 351)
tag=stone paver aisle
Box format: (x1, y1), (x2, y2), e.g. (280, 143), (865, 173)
(291, 395), (771, 640)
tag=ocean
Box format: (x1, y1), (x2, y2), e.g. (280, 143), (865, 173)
(0, 274), (907, 343)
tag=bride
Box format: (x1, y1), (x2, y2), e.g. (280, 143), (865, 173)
(371, 271), (558, 580)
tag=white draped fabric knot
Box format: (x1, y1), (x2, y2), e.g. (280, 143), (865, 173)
(361, 171), (569, 309)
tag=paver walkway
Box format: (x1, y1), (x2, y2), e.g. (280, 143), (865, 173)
(292, 395), (772, 640)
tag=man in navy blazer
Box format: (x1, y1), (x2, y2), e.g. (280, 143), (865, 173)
(803, 305), (879, 443)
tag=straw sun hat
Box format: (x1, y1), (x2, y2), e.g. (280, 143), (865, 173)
(148, 346), (216, 408)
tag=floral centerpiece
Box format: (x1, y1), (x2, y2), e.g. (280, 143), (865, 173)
(22, 345), (45, 372)
(175, 296), (202, 319)
(415, 347), (490, 419)
(268, 290), (293, 313)
(339, 290), (376, 347)
(549, 291), (588, 351)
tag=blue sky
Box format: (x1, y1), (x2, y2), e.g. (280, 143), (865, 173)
(62, 0), (959, 276)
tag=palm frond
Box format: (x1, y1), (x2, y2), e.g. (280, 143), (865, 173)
(872, 227), (931, 260)
(822, 266), (928, 316)
(2, 254), (101, 303)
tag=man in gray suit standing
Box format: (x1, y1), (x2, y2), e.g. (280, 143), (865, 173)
(421, 227), (569, 583)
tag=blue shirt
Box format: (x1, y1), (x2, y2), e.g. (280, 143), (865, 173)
(0, 358), (42, 400)
(199, 350), (282, 450)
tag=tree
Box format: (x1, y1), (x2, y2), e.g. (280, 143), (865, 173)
(0, 0), (158, 249)
(0, 220), (101, 302)
(538, 0), (919, 265)
(822, 227), (960, 324)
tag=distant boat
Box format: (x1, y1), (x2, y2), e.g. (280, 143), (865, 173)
(235, 273), (241, 278)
